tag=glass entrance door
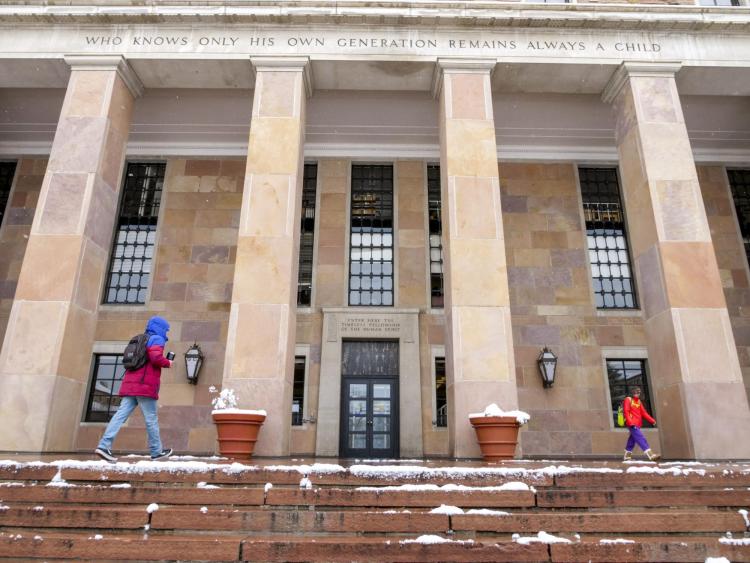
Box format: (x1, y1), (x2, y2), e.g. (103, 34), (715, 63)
(340, 340), (399, 458)
(341, 378), (398, 458)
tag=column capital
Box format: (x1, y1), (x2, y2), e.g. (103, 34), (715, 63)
(431, 58), (496, 99)
(63, 55), (143, 99)
(250, 56), (313, 98)
(602, 61), (682, 104)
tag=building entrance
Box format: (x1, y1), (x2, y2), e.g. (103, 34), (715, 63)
(339, 341), (399, 458)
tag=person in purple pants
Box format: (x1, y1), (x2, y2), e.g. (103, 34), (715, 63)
(623, 387), (660, 461)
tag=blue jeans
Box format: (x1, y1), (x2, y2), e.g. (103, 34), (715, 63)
(97, 396), (163, 457)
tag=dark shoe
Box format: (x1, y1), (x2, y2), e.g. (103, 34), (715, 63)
(95, 447), (117, 462)
(151, 448), (173, 461)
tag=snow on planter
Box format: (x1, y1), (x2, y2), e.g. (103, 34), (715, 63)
(209, 386), (267, 416)
(468, 403), (530, 425)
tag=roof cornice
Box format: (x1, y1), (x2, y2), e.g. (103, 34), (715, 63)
(1, 1), (750, 33)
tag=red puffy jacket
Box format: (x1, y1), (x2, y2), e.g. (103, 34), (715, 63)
(119, 345), (171, 400)
(624, 396), (656, 428)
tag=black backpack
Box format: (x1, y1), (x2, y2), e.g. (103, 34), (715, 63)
(122, 333), (149, 371)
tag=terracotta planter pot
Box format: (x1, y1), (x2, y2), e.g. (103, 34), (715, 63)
(212, 412), (266, 460)
(469, 415), (521, 461)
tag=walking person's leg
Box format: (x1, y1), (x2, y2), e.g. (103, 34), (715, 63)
(624, 428), (637, 460)
(630, 426), (660, 460)
(137, 397), (172, 460)
(96, 396), (138, 461)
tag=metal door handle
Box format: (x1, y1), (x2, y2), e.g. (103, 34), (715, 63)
(367, 420), (373, 425)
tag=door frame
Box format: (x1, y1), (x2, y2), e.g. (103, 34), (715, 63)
(339, 376), (400, 459)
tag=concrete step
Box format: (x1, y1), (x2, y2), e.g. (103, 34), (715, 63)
(3, 503), (746, 535)
(0, 483), (265, 505)
(264, 486), (536, 507)
(538, 487), (750, 508)
(0, 530), (244, 561)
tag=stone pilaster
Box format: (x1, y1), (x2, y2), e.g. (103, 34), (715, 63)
(434, 59), (518, 458)
(603, 62), (750, 459)
(0, 56), (140, 451)
(222, 57), (310, 456)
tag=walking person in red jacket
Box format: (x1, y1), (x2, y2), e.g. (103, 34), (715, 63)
(623, 386), (660, 461)
(95, 316), (174, 462)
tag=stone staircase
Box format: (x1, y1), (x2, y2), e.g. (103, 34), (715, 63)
(1, 458), (749, 561)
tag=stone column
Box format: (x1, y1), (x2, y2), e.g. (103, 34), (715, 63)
(0, 56), (140, 451)
(222, 57), (311, 456)
(434, 59), (518, 458)
(603, 62), (750, 459)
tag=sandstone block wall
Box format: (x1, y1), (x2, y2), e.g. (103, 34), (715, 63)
(698, 165), (750, 401)
(500, 162), (654, 456)
(0, 159), (44, 346)
(2, 156), (749, 457)
(76, 158), (244, 454)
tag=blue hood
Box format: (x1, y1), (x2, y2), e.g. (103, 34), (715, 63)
(146, 316), (170, 347)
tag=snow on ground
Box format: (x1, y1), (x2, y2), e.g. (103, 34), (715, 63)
(429, 505), (464, 515)
(0, 458), (745, 488)
(196, 481), (219, 489)
(428, 506), (511, 516)
(626, 466), (706, 476)
(465, 509), (510, 516)
(400, 535), (474, 545)
(512, 531), (571, 545)
(356, 481), (535, 493)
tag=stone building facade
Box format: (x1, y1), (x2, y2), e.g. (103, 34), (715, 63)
(0, 0), (749, 460)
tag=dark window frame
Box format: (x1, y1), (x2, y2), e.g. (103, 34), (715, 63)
(727, 169), (750, 268)
(0, 161), (17, 230)
(348, 164), (395, 307)
(292, 355), (306, 426)
(427, 165), (444, 308)
(579, 167), (638, 310)
(698, 0), (740, 5)
(606, 358), (656, 429)
(434, 356), (447, 428)
(84, 354), (126, 422)
(297, 163), (318, 307)
(103, 162), (166, 305)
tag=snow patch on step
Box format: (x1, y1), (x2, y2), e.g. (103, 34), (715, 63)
(400, 535), (474, 545)
(357, 481), (534, 493)
(512, 531), (571, 545)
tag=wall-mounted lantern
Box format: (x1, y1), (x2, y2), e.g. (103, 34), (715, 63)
(185, 342), (204, 385)
(537, 346), (557, 388)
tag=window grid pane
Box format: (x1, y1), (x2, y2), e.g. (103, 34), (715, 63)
(0, 161), (17, 229)
(297, 164), (318, 307)
(699, 0), (739, 5)
(84, 354), (126, 422)
(606, 358), (656, 428)
(728, 170), (750, 267)
(103, 162), (166, 305)
(349, 165), (394, 307)
(292, 355), (306, 426)
(427, 165), (444, 308)
(579, 167), (638, 310)
(435, 357), (447, 427)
